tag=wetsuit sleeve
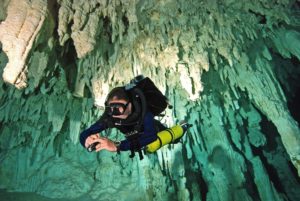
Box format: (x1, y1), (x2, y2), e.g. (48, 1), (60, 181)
(79, 122), (106, 147)
(119, 112), (157, 151)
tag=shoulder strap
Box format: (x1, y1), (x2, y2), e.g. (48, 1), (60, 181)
(130, 87), (147, 131)
(126, 87), (147, 160)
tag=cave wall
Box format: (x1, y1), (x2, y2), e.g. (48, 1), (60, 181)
(0, 0), (300, 201)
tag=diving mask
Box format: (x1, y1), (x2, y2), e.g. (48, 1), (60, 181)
(107, 102), (129, 116)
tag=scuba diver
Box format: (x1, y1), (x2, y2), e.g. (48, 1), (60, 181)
(79, 75), (191, 160)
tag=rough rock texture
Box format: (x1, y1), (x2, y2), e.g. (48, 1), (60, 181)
(0, 0), (54, 88)
(0, 0), (300, 201)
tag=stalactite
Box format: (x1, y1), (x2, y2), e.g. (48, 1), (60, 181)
(0, 0), (52, 88)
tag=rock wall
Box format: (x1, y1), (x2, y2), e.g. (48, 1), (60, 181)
(0, 0), (300, 201)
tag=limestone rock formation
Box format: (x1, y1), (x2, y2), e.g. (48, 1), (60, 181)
(0, 0), (300, 201)
(0, 0), (54, 88)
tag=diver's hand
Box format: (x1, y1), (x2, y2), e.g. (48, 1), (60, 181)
(85, 134), (117, 152)
(94, 137), (117, 152)
(84, 133), (100, 148)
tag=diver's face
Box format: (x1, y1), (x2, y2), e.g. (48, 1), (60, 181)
(107, 97), (132, 119)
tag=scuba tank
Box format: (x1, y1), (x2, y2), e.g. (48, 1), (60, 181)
(146, 124), (191, 153)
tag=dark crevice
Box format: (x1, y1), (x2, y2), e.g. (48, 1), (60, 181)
(272, 54), (300, 125)
(122, 15), (129, 35)
(177, 43), (184, 61)
(190, 77), (195, 95)
(291, 1), (300, 11)
(259, 112), (279, 152)
(182, 144), (208, 201)
(223, 116), (261, 201)
(0, 0), (9, 22)
(177, 8), (182, 15)
(67, 19), (74, 37)
(48, 0), (59, 32)
(184, 168), (208, 201)
(56, 39), (77, 93)
(287, 85), (300, 125)
(257, 109), (300, 200)
(239, 117), (248, 153)
(83, 85), (93, 98)
(164, 167), (179, 199)
(248, 9), (267, 25)
(0, 44), (8, 75)
(198, 168), (208, 201)
(49, 0), (77, 95)
(251, 144), (286, 194)
(226, 132), (261, 201)
(195, 119), (207, 152)
(159, 153), (166, 176)
(102, 16), (113, 44)
(243, 167), (262, 201)
(288, 161), (300, 185)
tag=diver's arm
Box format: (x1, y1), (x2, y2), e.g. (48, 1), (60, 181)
(79, 122), (106, 148)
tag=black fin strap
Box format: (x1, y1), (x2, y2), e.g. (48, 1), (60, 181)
(129, 148), (135, 158)
(129, 138), (136, 158)
(129, 138), (144, 160)
(165, 129), (175, 142)
(138, 149), (144, 160)
(157, 135), (163, 148)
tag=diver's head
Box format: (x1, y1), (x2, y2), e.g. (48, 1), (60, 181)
(106, 87), (132, 119)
